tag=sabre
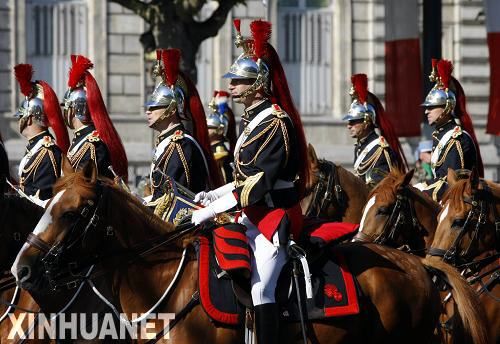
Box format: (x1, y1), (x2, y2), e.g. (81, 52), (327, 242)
(108, 165), (131, 193)
(5, 179), (31, 200)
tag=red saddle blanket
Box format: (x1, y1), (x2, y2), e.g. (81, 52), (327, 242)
(197, 220), (361, 326)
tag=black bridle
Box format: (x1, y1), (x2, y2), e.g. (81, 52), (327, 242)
(24, 181), (198, 291)
(305, 160), (346, 219)
(353, 186), (427, 252)
(428, 181), (500, 267)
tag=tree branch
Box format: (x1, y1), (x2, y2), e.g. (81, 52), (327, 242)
(109, 0), (154, 22)
(191, 0), (245, 42)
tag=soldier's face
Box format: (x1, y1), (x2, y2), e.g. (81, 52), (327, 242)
(145, 106), (171, 129)
(425, 106), (445, 125)
(228, 78), (255, 104)
(347, 120), (366, 138)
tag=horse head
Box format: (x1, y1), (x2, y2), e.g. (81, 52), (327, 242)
(353, 169), (440, 253)
(301, 144), (369, 222)
(12, 161), (179, 294)
(427, 168), (500, 265)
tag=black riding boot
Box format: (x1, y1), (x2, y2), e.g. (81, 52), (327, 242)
(255, 303), (280, 344)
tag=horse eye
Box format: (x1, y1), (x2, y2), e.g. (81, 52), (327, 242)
(451, 218), (465, 228)
(376, 207), (390, 216)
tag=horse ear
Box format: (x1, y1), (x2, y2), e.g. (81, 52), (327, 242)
(61, 154), (74, 176)
(82, 160), (98, 183)
(308, 144), (318, 167)
(469, 167), (479, 191)
(402, 169), (415, 186)
(447, 168), (458, 187)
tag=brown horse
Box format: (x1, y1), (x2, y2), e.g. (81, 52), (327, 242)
(352, 169), (441, 255)
(0, 194), (48, 343)
(301, 144), (369, 223)
(11, 163), (490, 343)
(427, 169), (500, 343)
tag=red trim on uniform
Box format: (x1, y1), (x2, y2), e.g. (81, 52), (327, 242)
(244, 203), (303, 242)
(324, 253), (359, 317)
(198, 236), (240, 325)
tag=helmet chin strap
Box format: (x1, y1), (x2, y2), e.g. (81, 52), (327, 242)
(150, 102), (177, 130)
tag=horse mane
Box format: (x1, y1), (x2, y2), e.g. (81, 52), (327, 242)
(368, 169), (406, 202)
(442, 178), (500, 210)
(369, 169), (439, 211)
(335, 163), (369, 196)
(54, 172), (176, 236)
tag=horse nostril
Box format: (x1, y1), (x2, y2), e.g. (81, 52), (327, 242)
(17, 266), (31, 282)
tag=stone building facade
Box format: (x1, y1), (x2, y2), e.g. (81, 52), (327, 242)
(1, 0), (498, 185)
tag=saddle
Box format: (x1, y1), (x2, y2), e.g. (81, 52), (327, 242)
(197, 220), (361, 326)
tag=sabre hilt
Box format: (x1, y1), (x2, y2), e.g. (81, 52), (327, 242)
(108, 165), (131, 192)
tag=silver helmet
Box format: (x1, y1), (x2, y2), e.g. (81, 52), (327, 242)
(222, 20), (271, 98)
(421, 86), (456, 115)
(62, 87), (90, 123)
(206, 112), (225, 135)
(14, 84), (48, 126)
(342, 99), (376, 124)
(145, 81), (185, 115)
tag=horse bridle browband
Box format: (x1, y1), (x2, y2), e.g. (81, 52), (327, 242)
(306, 160), (345, 219)
(353, 186), (427, 251)
(428, 181), (500, 266)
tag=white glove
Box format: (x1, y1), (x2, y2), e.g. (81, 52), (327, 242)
(413, 182), (427, 191)
(193, 191), (218, 206)
(191, 192), (239, 225)
(194, 182), (235, 206)
(191, 206), (217, 225)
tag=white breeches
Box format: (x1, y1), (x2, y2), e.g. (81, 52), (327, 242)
(239, 212), (288, 306)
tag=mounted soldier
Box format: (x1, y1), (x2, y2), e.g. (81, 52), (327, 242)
(415, 59), (483, 201)
(343, 74), (407, 187)
(206, 92), (234, 184)
(144, 49), (221, 205)
(62, 55), (128, 182)
(13, 64), (69, 203)
(191, 19), (309, 344)
(215, 90), (237, 155)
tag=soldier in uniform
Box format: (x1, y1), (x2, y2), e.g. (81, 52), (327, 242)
(206, 93), (233, 184)
(13, 64), (70, 203)
(215, 90), (238, 155)
(415, 59), (483, 201)
(191, 19), (309, 343)
(145, 49), (221, 204)
(62, 55), (128, 181)
(343, 74), (407, 186)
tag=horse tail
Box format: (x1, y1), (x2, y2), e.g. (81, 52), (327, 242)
(422, 257), (490, 344)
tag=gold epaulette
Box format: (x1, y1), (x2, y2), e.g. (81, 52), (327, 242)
(171, 129), (185, 142)
(379, 136), (389, 148)
(271, 104), (287, 118)
(88, 130), (101, 142)
(213, 145), (229, 160)
(451, 126), (463, 139)
(41, 135), (55, 148)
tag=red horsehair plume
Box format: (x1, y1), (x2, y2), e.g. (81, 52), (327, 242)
(250, 20), (271, 60)
(68, 55), (93, 88)
(213, 90), (219, 98)
(156, 49), (162, 61)
(162, 48), (181, 88)
(351, 74), (368, 104)
(233, 19), (241, 33)
(437, 59), (453, 90)
(431, 58), (439, 69)
(14, 64), (34, 97)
